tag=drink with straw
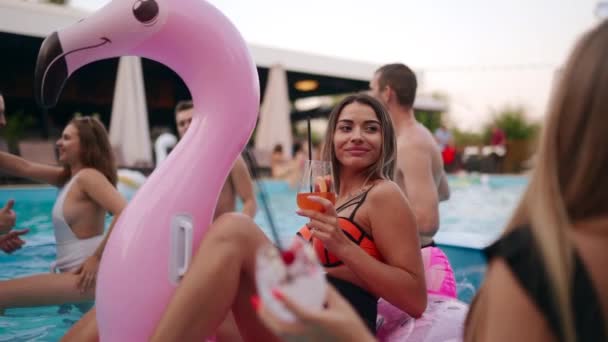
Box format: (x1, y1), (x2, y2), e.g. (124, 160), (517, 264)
(245, 152), (327, 323)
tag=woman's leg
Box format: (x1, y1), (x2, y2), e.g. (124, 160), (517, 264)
(63, 309), (248, 342)
(61, 308), (98, 342)
(0, 272), (94, 312)
(151, 213), (280, 342)
(216, 311), (243, 342)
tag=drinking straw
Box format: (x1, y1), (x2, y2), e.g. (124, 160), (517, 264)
(307, 114), (313, 161)
(243, 149), (283, 251)
(307, 114), (313, 193)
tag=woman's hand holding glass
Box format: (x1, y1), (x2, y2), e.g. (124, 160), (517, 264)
(296, 195), (353, 261)
(256, 284), (376, 342)
(296, 160), (353, 259)
(255, 238), (327, 323)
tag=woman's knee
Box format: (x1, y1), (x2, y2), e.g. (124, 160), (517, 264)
(210, 213), (265, 246)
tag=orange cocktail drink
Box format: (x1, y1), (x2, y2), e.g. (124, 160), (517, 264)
(296, 191), (336, 212)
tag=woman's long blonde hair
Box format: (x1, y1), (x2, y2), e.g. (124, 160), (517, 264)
(467, 20), (608, 342)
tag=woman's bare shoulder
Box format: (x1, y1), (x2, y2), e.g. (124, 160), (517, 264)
(74, 168), (111, 188)
(368, 180), (407, 203)
(76, 168), (105, 179)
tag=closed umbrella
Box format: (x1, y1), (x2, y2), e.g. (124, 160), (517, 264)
(255, 64), (293, 157)
(109, 56), (152, 167)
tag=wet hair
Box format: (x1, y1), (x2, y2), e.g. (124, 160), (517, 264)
(321, 93), (396, 192)
(67, 116), (117, 186)
(375, 63), (418, 107)
(465, 20), (608, 342)
(175, 100), (193, 114)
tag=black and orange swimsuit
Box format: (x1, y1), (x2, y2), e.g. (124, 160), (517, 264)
(297, 186), (383, 267)
(296, 187), (380, 333)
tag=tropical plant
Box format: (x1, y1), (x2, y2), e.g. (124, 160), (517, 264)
(1, 110), (37, 151)
(451, 128), (485, 147)
(484, 105), (540, 141)
(414, 110), (442, 133)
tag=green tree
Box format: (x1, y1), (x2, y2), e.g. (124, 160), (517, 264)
(414, 110), (442, 133)
(415, 92), (448, 133)
(451, 128), (485, 147)
(484, 105), (540, 141)
(1, 110), (37, 152)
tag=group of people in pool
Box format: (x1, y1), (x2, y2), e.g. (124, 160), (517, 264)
(2, 19), (608, 342)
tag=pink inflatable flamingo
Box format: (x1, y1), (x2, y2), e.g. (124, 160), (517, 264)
(34, 0), (259, 340)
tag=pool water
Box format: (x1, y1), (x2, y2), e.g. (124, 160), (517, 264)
(0, 175), (526, 341)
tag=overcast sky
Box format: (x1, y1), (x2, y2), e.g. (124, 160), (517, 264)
(72, 0), (602, 130)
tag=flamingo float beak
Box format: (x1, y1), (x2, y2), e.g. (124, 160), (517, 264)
(34, 32), (68, 108)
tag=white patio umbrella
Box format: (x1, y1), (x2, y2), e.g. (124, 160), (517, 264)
(109, 56), (152, 167)
(255, 64), (293, 158)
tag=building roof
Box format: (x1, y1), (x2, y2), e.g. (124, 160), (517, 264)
(0, 0), (377, 82)
(0, 0), (446, 111)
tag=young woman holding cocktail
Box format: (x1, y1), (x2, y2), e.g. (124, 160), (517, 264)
(62, 93), (427, 341)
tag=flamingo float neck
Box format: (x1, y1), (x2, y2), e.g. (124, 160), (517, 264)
(34, 0), (259, 340)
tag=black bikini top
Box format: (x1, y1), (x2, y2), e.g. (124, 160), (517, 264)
(483, 225), (606, 341)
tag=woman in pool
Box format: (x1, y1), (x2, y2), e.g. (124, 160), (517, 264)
(251, 20), (608, 342)
(0, 116), (126, 311)
(63, 93), (427, 341)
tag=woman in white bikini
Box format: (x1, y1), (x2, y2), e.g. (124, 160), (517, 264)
(0, 116), (126, 312)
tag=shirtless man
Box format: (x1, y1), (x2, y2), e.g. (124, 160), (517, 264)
(175, 100), (256, 341)
(370, 64), (456, 298)
(0, 92), (28, 253)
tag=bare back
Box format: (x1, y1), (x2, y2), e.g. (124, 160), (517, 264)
(395, 122), (448, 246)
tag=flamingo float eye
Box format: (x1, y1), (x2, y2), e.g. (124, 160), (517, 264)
(133, 0), (159, 25)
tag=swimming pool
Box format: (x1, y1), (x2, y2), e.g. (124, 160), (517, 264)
(0, 175), (526, 341)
